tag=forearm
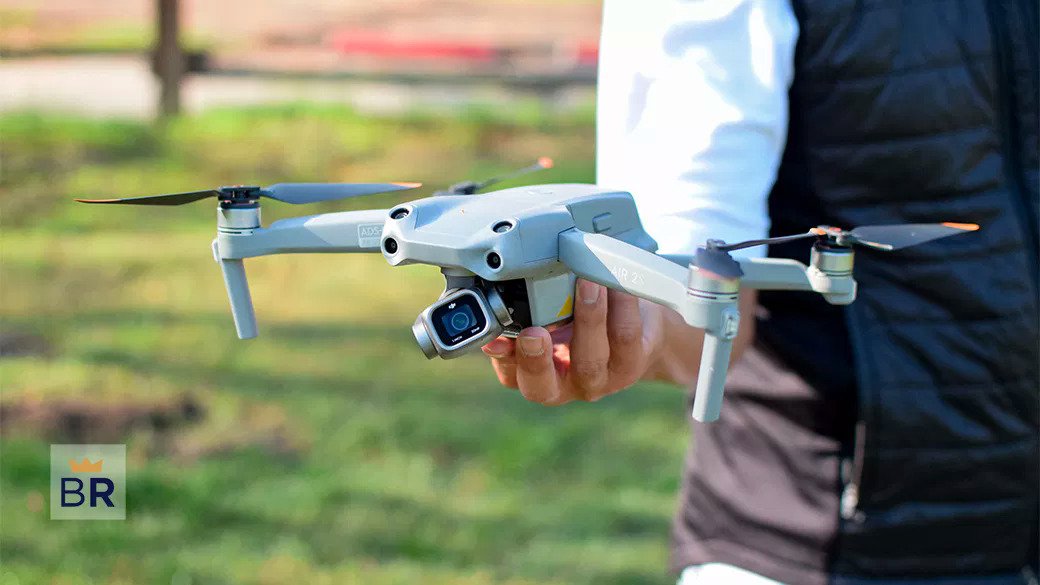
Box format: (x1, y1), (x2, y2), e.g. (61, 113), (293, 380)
(642, 291), (757, 387)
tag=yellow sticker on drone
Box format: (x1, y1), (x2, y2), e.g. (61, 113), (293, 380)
(556, 294), (573, 318)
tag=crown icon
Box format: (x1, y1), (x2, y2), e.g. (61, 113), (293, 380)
(69, 458), (103, 473)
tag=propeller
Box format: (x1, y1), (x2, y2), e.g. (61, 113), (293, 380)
(715, 222), (979, 253)
(75, 182), (422, 206)
(691, 222), (978, 281)
(438, 157), (554, 196)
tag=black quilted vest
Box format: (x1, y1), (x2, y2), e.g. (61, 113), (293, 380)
(759, 0), (1039, 581)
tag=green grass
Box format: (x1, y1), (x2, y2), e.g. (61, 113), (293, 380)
(0, 105), (689, 584)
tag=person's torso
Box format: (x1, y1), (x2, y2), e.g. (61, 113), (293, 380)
(676, 0), (1040, 582)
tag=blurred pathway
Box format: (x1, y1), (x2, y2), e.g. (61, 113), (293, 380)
(0, 55), (594, 119)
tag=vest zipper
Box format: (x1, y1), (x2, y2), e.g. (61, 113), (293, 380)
(988, 0), (1040, 289)
(841, 302), (874, 524)
(840, 420), (867, 522)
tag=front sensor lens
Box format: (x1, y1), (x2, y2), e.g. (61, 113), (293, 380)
(486, 252), (502, 269)
(384, 238), (398, 254)
(390, 207), (410, 220)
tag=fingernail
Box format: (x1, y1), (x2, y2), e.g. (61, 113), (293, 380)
(482, 339), (509, 358)
(518, 336), (544, 357)
(579, 280), (600, 304)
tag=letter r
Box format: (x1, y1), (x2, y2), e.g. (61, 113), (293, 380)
(90, 478), (116, 508)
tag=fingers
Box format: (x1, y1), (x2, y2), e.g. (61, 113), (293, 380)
(514, 327), (563, 404)
(567, 279), (610, 398)
(482, 337), (518, 388)
(605, 287), (645, 386)
(483, 280), (650, 406)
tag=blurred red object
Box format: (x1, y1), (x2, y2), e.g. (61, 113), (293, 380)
(575, 41), (599, 66)
(328, 30), (498, 61)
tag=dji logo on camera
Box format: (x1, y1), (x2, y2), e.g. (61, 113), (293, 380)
(50, 444), (126, 520)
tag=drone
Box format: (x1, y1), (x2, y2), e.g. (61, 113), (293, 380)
(78, 160), (978, 422)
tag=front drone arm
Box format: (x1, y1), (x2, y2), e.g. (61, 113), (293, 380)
(211, 208), (389, 340)
(216, 208), (390, 259)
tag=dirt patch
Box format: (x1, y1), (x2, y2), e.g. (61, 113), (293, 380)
(0, 331), (53, 358)
(169, 402), (307, 464)
(0, 393), (307, 463)
(0, 394), (204, 443)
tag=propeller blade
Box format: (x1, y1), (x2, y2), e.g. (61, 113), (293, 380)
(261, 182), (421, 204)
(75, 190), (220, 206)
(715, 230), (819, 253)
(471, 157), (555, 192)
(848, 222), (979, 251)
(693, 247), (744, 279)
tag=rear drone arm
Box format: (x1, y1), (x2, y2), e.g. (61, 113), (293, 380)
(562, 231), (859, 422)
(663, 253), (857, 303)
(662, 253), (812, 289)
(211, 208), (389, 340)
(558, 229), (689, 313)
(559, 229), (743, 422)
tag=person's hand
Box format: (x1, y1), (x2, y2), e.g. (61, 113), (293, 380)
(481, 279), (667, 405)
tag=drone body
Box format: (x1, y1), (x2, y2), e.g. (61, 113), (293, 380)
(214, 184), (658, 360)
(381, 184), (658, 347)
(80, 163), (978, 422)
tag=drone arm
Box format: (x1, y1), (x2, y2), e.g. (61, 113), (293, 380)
(561, 230), (745, 423)
(205, 237), (258, 339)
(211, 208), (388, 340)
(221, 260), (257, 338)
(217, 208), (390, 259)
(737, 258), (814, 290)
(558, 229), (689, 313)
(738, 256), (856, 304)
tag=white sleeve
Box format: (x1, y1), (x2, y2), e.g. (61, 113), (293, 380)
(596, 0), (798, 257)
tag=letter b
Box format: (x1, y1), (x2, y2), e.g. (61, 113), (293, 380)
(61, 478), (85, 507)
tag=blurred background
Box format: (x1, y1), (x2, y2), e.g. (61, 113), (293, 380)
(0, 2), (691, 584)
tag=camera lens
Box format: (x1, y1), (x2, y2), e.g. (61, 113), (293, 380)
(439, 303), (478, 337)
(449, 310), (471, 331)
(422, 288), (504, 357)
(383, 238), (398, 254)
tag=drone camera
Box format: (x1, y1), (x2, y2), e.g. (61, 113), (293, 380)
(413, 286), (511, 359)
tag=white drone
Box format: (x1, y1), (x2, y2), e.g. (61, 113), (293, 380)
(79, 160), (978, 422)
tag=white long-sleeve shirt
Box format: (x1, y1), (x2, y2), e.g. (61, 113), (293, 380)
(596, 0), (799, 258)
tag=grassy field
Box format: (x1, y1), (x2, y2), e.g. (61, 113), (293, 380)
(0, 105), (690, 584)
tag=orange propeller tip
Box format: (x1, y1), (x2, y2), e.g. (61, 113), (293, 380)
(537, 157), (554, 169)
(942, 222), (979, 231)
(393, 182), (423, 189)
